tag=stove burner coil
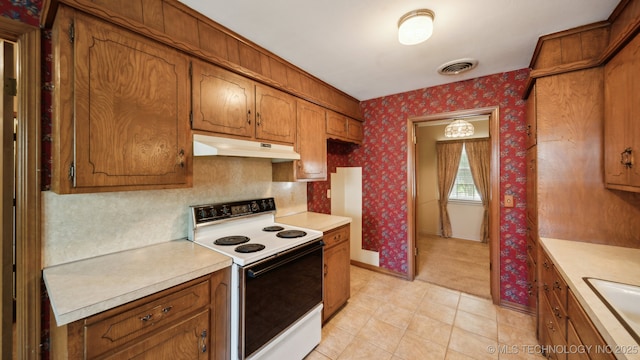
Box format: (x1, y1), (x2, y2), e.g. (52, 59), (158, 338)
(262, 226), (285, 232)
(235, 243), (266, 253)
(276, 230), (307, 238)
(214, 235), (250, 246)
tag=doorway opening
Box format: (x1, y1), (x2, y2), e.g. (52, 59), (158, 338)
(0, 16), (41, 359)
(406, 106), (500, 304)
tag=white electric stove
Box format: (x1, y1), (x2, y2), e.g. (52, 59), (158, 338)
(188, 198), (324, 360)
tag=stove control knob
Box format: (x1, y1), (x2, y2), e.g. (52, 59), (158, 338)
(209, 207), (217, 217)
(198, 209), (207, 219)
(251, 201), (259, 212)
(221, 205), (229, 215)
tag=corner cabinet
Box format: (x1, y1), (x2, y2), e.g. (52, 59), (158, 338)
(604, 32), (640, 192)
(52, 6), (191, 194)
(191, 59), (296, 145)
(272, 99), (327, 181)
(322, 224), (350, 322)
(50, 269), (230, 360)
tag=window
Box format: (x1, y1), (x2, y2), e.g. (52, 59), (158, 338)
(449, 144), (481, 202)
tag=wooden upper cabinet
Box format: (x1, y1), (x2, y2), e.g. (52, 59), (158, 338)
(191, 59), (255, 138)
(326, 111), (363, 144)
(604, 32), (640, 192)
(272, 99), (327, 182)
(255, 84), (296, 144)
(192, 61), (296, 145)
(52, 6), (191, 193)
(295, 100), (327, 180)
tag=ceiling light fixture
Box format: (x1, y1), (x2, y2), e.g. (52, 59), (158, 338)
(445, 119), (475, 138)
(398, 9), (435, 45)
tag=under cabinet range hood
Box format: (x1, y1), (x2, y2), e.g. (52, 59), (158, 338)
(193, 134), (300, 161)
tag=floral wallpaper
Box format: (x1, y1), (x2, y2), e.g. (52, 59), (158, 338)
(309, 70), (530, 305)
(0, 0), (41, 27)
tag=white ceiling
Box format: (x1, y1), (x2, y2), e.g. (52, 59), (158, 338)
(177, 0), (619, 101)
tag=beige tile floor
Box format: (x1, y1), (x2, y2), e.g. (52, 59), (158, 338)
(305, 266), (544, 360)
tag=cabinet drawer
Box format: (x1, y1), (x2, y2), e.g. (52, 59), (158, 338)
(551, 266), (568, 311)
(541, 294), (567, 360)
(324, 225), (349, 248)
(85, 279), (211, 358)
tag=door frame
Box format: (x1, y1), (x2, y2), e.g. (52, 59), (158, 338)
(0, 16), (41, 359)
(406, 106), (500, 304)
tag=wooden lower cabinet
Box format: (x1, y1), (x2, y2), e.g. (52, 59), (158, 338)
(537, 248), (614, 360)
(323, 224), (351, 322)
(50, 269), (230, 360)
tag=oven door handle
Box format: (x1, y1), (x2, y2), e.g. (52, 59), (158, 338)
(247, 242), (324, 278)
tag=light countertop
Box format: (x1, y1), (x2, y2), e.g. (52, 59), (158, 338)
(43, 240), (232, 326)
(277, 211), (351, 232)
(540, 238), (640, 359)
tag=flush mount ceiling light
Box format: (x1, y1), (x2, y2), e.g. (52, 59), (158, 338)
(445, 119), (475, 138)
(398, 9), (435, 45)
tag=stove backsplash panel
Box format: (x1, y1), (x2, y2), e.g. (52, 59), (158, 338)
(42, 157), (307, 267)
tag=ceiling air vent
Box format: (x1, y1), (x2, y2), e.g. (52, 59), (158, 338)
(437, 58), (478, 75)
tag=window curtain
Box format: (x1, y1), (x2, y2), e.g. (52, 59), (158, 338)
(436, 141), (463, 238)
(465, 138), (490, 243)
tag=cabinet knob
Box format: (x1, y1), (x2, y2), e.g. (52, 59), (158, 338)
(247, 110), (252, 124)
(256, 112), (261, 126)
(140, 314), (153, 322)
(621, 147), (633, 169)
(162, 306), (173, 313)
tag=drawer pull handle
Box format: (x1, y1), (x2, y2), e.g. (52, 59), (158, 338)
(553, 281), (562, 290)
(554, 307), (563, 319)
(543, 261), (550, 269)
(140, 314), (153, 322)
(162, 306), (173, 313)
(543, 283), (549, 291)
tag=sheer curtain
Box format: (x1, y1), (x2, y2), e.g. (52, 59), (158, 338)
(436, 141), (463, 238)
(465, 138), (491, 243)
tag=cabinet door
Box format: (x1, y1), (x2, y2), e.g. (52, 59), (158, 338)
(255, 84), (296, 144)
(296, 100), (327, 180)
(105, 310), (209, 360)
(72, 13), (190, 190)
(604, 33), (640, 191)
(323, 237), (350, 322)
(191, 60), (255, 138)
(525, 84), (537, 149)
(326, 111), (347, 138)
(347, 118), (363, 143)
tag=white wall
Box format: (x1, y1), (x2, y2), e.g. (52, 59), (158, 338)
(415, 120), (488, 241)
(42, 156), (308, 267)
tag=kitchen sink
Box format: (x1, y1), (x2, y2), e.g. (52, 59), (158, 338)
(584, 277), (640, 343)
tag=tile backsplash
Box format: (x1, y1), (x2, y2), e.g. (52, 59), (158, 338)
(42, 156), (307, 267)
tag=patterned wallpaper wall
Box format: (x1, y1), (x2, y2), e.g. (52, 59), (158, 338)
(1, 0), (40, 27)
(2, 0), (531, 305)
(309, 70), (530, 305)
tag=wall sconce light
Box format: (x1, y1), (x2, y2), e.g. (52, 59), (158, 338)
(398, 9), (435, 45)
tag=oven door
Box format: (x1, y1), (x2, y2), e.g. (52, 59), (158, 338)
(241, 239), (324, 359)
